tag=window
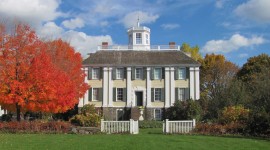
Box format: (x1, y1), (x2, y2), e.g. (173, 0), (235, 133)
(129, 34), (132, 45)
(154, 109), (162, 121)
(178, 68), (186, 79)
(116, 109), (124, 121)
(92, 88), (98, 101)
(154, 88), (162, 101)
(178, 88), (185, 101)
(116, 68), (124, 79)
(92, 68), (100, 79)
(117, 88), (123, 101)
(146, 34), (149, 44)
(136, 33), (142, 44)
(135, 68), (143, 79)
(154, 68), (162, 79)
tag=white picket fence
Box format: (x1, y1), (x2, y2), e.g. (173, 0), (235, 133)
(100, 119), (139, 134)
(163, 119), (196, 134)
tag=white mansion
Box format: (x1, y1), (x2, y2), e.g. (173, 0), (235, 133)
(79, 21), (200, 121)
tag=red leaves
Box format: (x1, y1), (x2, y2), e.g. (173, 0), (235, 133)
(0, 23), (88, 113)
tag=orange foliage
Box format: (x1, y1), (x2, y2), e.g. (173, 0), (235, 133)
(0, 24), (88, 114)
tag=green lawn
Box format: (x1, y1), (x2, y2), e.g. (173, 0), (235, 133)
(0, 128), (269, 150)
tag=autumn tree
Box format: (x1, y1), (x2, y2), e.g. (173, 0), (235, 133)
(0, 24), (88, 121)
(200, 54), (239, 119)
(181, 42), (203, 62)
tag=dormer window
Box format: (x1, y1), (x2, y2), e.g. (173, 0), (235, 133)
(136, 33), (142, 44)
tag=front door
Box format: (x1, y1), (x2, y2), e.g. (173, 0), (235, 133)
(135, 92), (143, 106)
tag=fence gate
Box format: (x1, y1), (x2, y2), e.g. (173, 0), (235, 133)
(101, 119), (139, 134)
(163, 119), (196, 134)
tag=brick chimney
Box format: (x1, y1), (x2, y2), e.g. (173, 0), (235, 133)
(102, 42), (108, 49)
(169, 42), (176, 49)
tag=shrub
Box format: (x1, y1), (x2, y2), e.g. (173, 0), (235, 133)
(246, 110), (270, 137)
(1, 113), (13, 122)
(139, 120), (163, 128)
(70, 104), (101, 127)
(0, 121), (73, 134)
(165, 99), (202, 120)
(195, 122), (246, 135)
(219, 105), (249, 124)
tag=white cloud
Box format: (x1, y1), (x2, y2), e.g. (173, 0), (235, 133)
(62, 30), (113, 57)
(202, 34), (265, 53)
(38, 22), (63, 39)
(215, 0), (224, 8)
(161, 24), (180, 30)
(238, 53), (249, 58)
(62, 18), (85, 29)
(0, 0), (62, 26)
(234, 0), (270, 23)
(120, 11), (159, 28)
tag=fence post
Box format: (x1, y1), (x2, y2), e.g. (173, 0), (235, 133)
(192, 119), (196, 128)
(130, 119), (133, 134)
(101, 119), (104, 132)
(165, 119), (169, 134)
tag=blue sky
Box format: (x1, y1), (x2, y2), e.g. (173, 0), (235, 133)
(0, 0), (269, 66)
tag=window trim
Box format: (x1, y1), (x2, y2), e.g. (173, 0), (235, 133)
(116, 88), (124, 101)
(135, 68), (143, 80)
(154, 109), (162, 121)
(178, 68), (186, 80)
(178, 88), (185, 101)
(92, 88), (99, 101)
(154, 88), (162, 101)
(116, 68), (124, 79)
(136, 33), (142, 44)
(116, 109), (124, 121)
(92, 68), (100, 80)
(154, 68), (162, 80)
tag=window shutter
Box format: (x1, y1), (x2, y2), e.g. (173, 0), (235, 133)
(175, 88), (178, 101)
(88, 67), (92, 80)
(162, 68), (165, 79)
(143, 67), (147, 80)
(151, 68), (154, 80)
(123, 88), (127, 102)
(112, 68), (116, 80)
(174, 67), (178, 80)
(89, 88), (92, 101)
(113, 88), (116, 101)
(124, 68), (127, 79)
(131, 67), (135, 80)
(99, 67), (103, 79)
(98, 88), (103, 101)
(151, 88), (154, 102)
(161, 88), (165, 102)
(185, 88), (189, 100)
(186, 67), (190, 79)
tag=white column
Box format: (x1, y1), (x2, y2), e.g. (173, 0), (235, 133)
(83, 67), (89, 105)
(102, 67), (108, 107)
(126, 67), (132, 107)
(170, 67), (175, 106)
(195, 67), (200, 100)
(165, 67), (170, 108)
(189, 67), (195, 100)
(146, 67), (152, 107)
(108, 67), (113, 107)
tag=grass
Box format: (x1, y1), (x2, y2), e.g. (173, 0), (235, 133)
(0, 128), (269, 150)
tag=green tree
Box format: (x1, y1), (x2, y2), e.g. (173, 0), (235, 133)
(181, 42), (203, 61)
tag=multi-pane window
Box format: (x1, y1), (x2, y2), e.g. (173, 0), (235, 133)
(117, 88), (123, 101)
(154, 88), (162, 101)
(116, 109), (124, 121)
(92, 88), (98, 101)
(92, 68), (100, 79)
(116, 68), (124, 79)
(178, 88), (185, 101)
(136, 33), (142, 44)
(154, 68), (162, 79)
(178, 68), (186, 79)
(135, 68), (143, 79)
(146, 34), (149, 44)
(154, 109), (162, 121)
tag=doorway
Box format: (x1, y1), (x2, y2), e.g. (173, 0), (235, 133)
(135, 91), (143, 106)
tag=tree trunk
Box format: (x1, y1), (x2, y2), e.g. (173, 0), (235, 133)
(16, 103), (21, 121)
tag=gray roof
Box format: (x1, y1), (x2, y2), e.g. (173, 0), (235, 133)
(83, 50), (200, 67)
